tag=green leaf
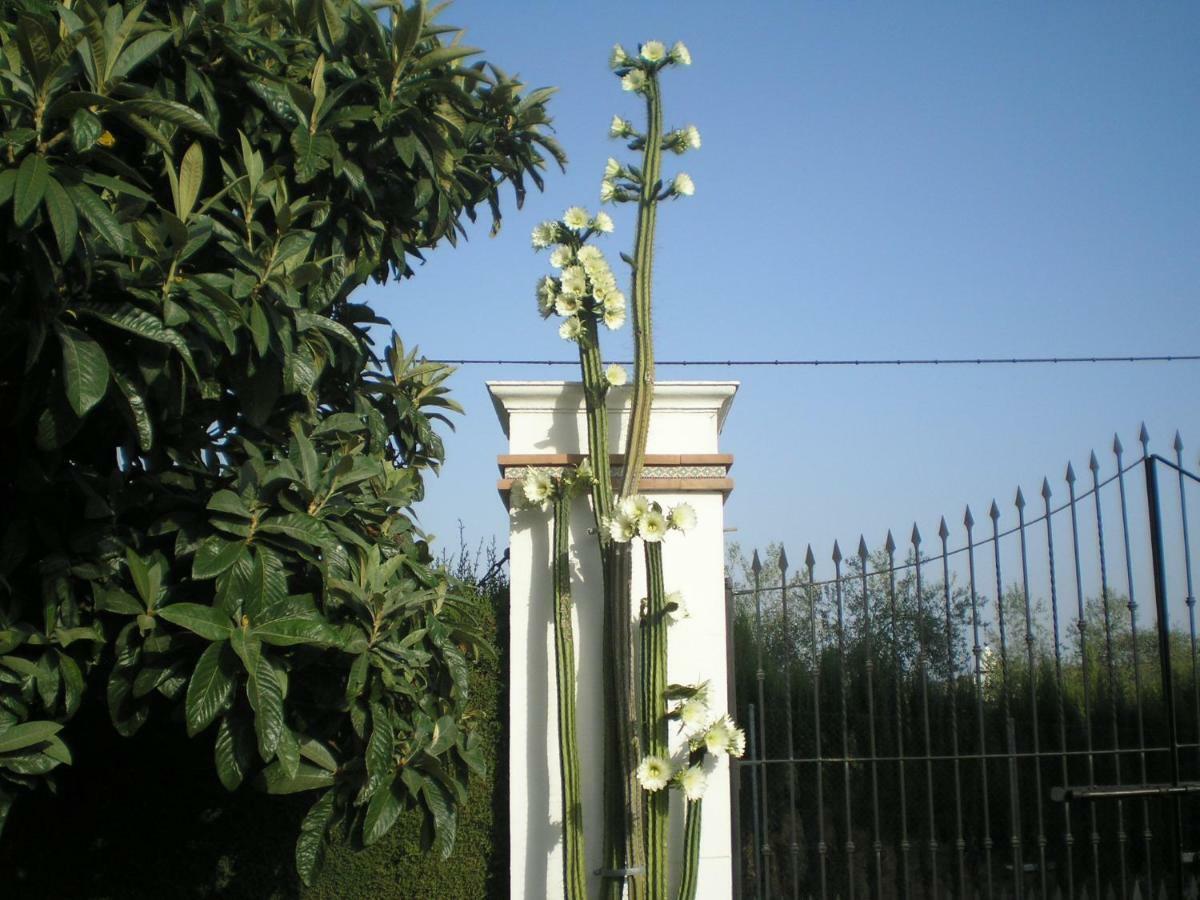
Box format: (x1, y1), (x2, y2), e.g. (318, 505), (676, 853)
(192, 536), (247, 580)
(260, 760), (335, 794)
(57, 651), (84, 717)
(64, 183), (127, 253)
(290, 126), (335, 183)
(56, 324), (109, 416)
(177, 141), (203, 222)
(252, 611), (334, 648)
(258, 514), (332, 548)
(246, 649), (284, 761)
(424, 779), (457, 859)
(95, 588), (143, 615)
(362, 774), (403, 846)
(277, 724), (300, 779)
(43, 177), (78, 260)
(298, 737), (339, 773)
(158, 602), (233, 640)
(207, 490), (251, 518)
(13, 153), (50, 227)
(112, 370), (153, 451)
(427, 714), (457, 757)
(295, 790), (335, 886)
(248, 300), (270, 357)
(366, 706), (394, 786)
(185, 641), (235, 736)
(119, 98), (217, 138)
(70, 108), (104, 153)
(0, 169), (16, 207)
(125, 548), (158, 606)
(75, 301), (198, 376)
(344, 651), (368, 703)
(110, 30), (171, 80)
(0, 721), (62, 754)
(214, 712), (255, 791)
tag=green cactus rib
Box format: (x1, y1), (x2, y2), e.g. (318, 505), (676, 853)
(553, 493), (588, 900)
(579, 321), (645, 898)
(642, 540), (669, 899)
(620, 73), (664, 499)
(676, 800), (703, 900)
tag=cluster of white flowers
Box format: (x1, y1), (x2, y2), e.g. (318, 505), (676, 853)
(695, 713), (746, 758)
(610, 40), (691, 74)
(532, 209), (624, 341)
(510, 467), (554, 513)
(606, 498), (695, 544)
(665, 124), (702, 155)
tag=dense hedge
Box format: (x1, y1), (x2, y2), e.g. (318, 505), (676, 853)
(0, 582), (507, 900)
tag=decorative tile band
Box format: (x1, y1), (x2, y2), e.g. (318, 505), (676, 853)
(496, 453), (734, 498)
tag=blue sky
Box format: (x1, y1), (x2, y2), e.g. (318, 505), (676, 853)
(354, 2), (1200, 571)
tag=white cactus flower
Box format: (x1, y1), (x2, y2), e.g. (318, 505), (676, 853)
(593, 211), (614, 233)
(671, 41), (691, 66)
(610, 115), (633, 138)
(608, 512), (637, 543)
(555, 293), (581, 317)
(559, 316), (583, 342)
(520, 467), (554, 510)
(685, 125), (701, 149)
(672, 173), (694, 196)
(676, 765), (708, 801)
(610, 43), (630, 70)
(669, 502), (697, 532)
(636, 755), (673, 792)
(602, 304), (626, 331)
(619, 495), (651, 521)
(549, 245), (573, 269)
(621, 70), (647, 93)
(679, 697), (709, 735)
(640, 40), (667, 63)
(605, 364), (628, 387)
(536, 276), (557, 318)
(640, 508), (668, 542)
(563, 206), (591, 229)
(531, 221), (558, 249)
(665, 590), (689, 622)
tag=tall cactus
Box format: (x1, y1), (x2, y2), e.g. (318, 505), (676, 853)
(516, 38), (744, 900)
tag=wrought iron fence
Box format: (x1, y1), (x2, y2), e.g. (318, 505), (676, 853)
(731, 427), (1200, 899)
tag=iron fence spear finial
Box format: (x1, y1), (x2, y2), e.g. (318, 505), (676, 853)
(1042, 477), (1052, 501)
(832, 540), (842, 564)
(938, 516), (949, 541)
(751, 549), (761, 576)
(1174, 429), (1184, 453)
(858, 535), (869, 562)
(778, 545), (788, 575)
(884, 530), (895, 554)
(989, 500), (1001, 522)
(1066, 461), (1076, 485)
(964, 505), (974, 529)
(1139, 422), (1150, 455)
(1015, 486), (1026, 510)
(911, 523), (921, 547)
(1089, 450), (1100, 474)
(804, 544), (816, 570)
(1113, 432), (1124, 457)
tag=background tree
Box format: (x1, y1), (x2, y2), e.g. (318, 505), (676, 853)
(0, 0), (562, 883)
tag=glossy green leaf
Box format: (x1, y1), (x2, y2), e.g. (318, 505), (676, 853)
(185, 640), (235, 736)
(362, 774), (402, 846)
(56, 324), (109, 416)
(13, 153), (50, 226)
(0, 721), (62, 754)
(157, 602), (233, 640)
(120, 98), (217, 138)
(214, 712), (255, 791)
(192, 536), (246, 580)
(295, 789), (335, 886)
(259, 760), (335, 795)
(177, 141), (203, 222)
(246, 649), (284, 761)
(43, 177), (78, 259)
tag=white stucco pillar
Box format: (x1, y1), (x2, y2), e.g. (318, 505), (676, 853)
(488, 380), (738, 900)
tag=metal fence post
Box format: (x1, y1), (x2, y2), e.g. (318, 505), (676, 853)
(727, 575), (743, 900)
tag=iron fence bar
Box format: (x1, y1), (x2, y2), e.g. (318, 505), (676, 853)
(991, 501), (1024, 900)
(1150, 451), (1200, 483)
(748, 702), (764, 900)
(807, 546), (829, 899)
(726, 576), (744, 900)
(1173, 435), (1200, 776)
(858, 538), (884, 900)
(746, 743), (1195, 766)
(729, 461), (1141, 597)
(1066, 462), (1103, 897)
(1091, 449), (1130, 897)
(752, 552), (773, 893)
(1052, 782), (1200, 802)
(913, 525), (940, 899)
(1042, 479), (1076, 899)
(1145, 454), (1184, 897)
(884, 533), (911, 900)
(833, 543), (856, 900)
(965, 507), (995, 899)
(1117, 432), (1154, 893)
(779, 550), (801, 900)
(1016, 488), (1049, 898)
(938, 519), (968, 899)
